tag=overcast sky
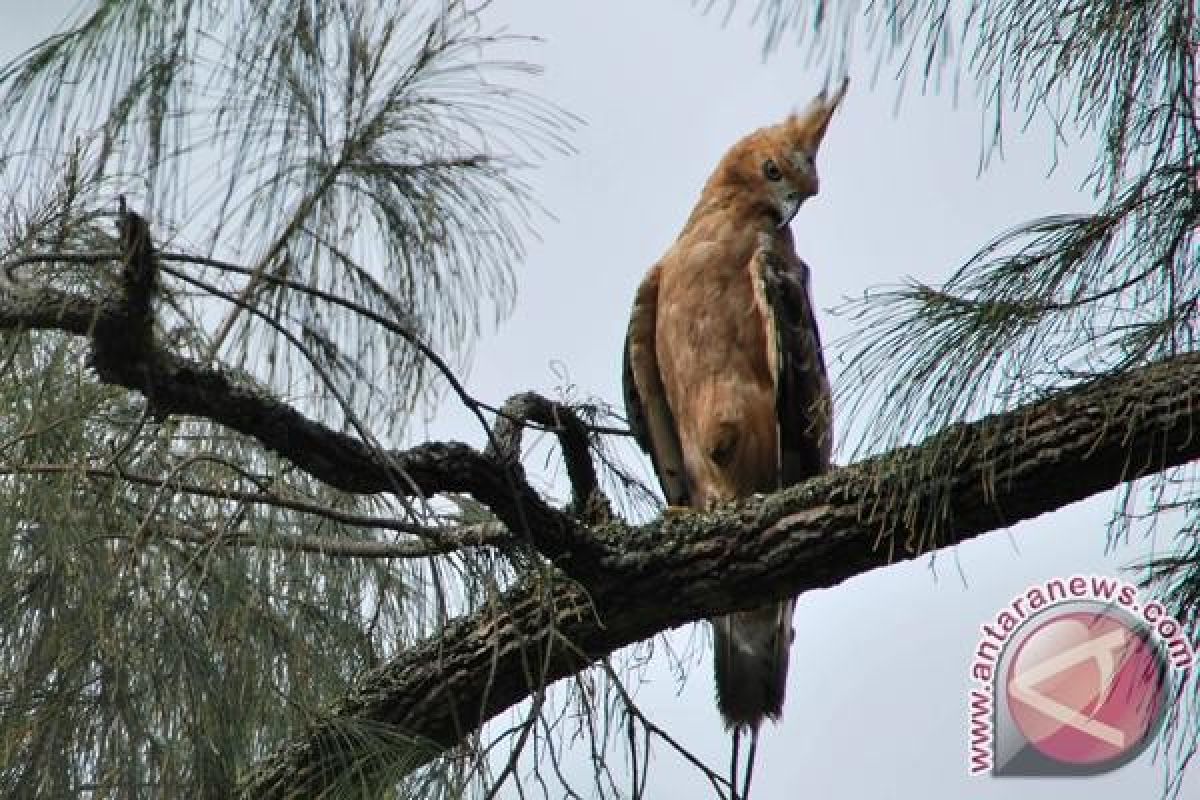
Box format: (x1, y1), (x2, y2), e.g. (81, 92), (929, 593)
(3, 2), (1197, 799)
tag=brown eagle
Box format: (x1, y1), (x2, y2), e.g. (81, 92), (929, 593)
(622, 82), (845, 795)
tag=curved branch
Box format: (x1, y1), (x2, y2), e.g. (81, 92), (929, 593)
(488, 391), (612, 523)
(239, 351), (1200, 797)
(0, 263), (599, 565)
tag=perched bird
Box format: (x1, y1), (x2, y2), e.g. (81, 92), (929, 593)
(622, 81), (846, 796)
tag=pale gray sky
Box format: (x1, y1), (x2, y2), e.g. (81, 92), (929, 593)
(2, 2), (1195, 799)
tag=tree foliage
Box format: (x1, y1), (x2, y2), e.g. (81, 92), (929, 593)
(0, 0), (1196, 798)
(0, 2), (577, 797)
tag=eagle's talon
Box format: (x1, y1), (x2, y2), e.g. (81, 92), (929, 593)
(662, 505), (690, 519)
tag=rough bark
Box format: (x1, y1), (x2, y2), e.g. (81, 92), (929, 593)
(5, 243), (1199, 796)
(240, 352), (1200, 797)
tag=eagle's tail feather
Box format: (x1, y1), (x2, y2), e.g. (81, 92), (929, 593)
(712, 598), (796, 798)
(712, 598), (795, 729)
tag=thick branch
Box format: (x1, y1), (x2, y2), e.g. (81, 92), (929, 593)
(7, 242), (1200, 795)
(0, 269), (604, 566)
(239, 352), (1200, 797)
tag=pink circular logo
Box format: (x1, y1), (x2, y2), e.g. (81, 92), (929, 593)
(1005, 610), (1167, 766)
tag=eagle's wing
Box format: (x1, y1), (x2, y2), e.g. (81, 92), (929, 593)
(758, 247), (833, 485)
(623, 262), (690, 506)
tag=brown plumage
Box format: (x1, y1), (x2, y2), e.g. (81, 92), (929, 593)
(623, 82), (845, 793)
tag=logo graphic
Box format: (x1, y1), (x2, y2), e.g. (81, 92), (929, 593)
(967, 576), (1195, 777)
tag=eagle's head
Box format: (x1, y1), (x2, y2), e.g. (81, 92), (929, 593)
(724, 79), (849, 229)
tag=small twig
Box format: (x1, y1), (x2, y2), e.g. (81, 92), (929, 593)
(2, 462), (515, 553)
(93, 518), (509, 560)
(158, 252), (498, 441)
(596, 659), (732, 800)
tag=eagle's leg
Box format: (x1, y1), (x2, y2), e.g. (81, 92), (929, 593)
(741, 727), (760, 800)
(728, 724), (760, 800)
(730, 726), (741, 800)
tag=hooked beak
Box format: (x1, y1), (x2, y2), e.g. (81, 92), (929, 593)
(777, 192), (803, 229)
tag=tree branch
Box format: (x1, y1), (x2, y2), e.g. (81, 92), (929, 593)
(487, 391), (612, 523)
(7, 237), (1200, 796)
(0, 248), (607, 568)
(238, 351), (1200, 797)
(98, 518), (512, 560)
(0, 463), (516, 552)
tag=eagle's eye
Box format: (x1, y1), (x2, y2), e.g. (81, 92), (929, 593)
(762, 159), (783, 182)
